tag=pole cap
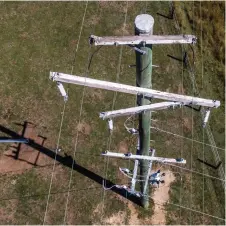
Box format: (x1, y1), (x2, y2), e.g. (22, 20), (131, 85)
(135, 14), (154, 34)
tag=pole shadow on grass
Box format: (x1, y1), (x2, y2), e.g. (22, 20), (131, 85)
(12, 121), (28, 159)
(0, 123), (142, 206)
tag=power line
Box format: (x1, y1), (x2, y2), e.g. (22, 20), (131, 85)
(43, 2), (89, 224)
(141, 159), (225, 182)
(172, 5), (224, 223)
(163, 162), (225, 182)
(62, 1), (92, 224)
(150, 126), (225, 151)
(42, 89), (67, 225)
(151, 198), (225, 222)
(101, 2), (129, 221)
(190, 2), (195, 223)
(0, 186), (101, 202)
(172, 1), (225, 188)
(200, 1), (205, 222)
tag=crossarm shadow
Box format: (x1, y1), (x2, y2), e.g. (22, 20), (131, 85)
(0, 124), (141, 206)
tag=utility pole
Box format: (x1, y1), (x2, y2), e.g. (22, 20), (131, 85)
(50, 14), (220, 209)
(135, 14), (154, 208)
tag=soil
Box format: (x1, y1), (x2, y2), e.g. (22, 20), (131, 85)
(104, 211), (126, 225)
(77, 122), (92, 135)
(0, 123), (53, 174)
(118, 140), (128, 153)
(92, 170), (176, 225)
(183, 117), (192, 132)
(0, 199), (18, 224)
(178, 83), (186, 95)
(150, 170), (176, 225)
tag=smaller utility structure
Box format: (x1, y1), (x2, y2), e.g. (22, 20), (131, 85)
(50, 14), (220, 208)
(0, 138), (29, 144)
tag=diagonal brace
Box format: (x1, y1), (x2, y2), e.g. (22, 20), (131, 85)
(100, 101), (182, 119)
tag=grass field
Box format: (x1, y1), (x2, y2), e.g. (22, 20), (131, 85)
(0, 1), (225, 225)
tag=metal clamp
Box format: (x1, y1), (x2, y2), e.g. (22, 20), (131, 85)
(128, 45), (146, 55)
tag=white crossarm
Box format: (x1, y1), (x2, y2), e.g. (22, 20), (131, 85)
(89, 34), (197, 46)
(102, 151), (186, 164)
(100, 102), (182, 119)
(50, 72), (220, 108)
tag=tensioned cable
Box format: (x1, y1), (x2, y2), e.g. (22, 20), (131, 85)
(150, 126), (225, 151)
(141, 157), (225, 182)
(179, 2), (185, 222)
(62, 1), (101, 224)
(0, 186), (101, 202)
(190, 2), (195, 223)
(42, 2), (89, 224)
(150, 197), (225, 222)
(172, 0), (225, 187)
(102, 172), (225, 222)
(162, 161), (225, 182)
(43, 104), (66, 224)
(101, 2), (129, 221)
(200, 1), (205, 222)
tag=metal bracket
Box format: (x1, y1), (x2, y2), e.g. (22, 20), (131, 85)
(127, 45), (146, 55)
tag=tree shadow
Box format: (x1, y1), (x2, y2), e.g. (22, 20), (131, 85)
(0, 123), (142, 206)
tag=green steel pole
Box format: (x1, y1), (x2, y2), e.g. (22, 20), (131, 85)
(135, 14), (154, 208)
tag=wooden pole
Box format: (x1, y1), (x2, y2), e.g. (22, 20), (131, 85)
(135, 14), (154, 208)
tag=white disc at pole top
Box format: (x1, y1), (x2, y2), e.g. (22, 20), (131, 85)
(135, 14), (154, 34)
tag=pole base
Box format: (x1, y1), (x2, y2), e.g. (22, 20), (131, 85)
(141, 196), (150, 209)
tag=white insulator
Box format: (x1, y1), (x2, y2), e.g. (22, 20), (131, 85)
(108, 119), (113, 131)
(57, 82), (68, 101)
(203, 109), (210, 128)
(121, 168), (130, 174)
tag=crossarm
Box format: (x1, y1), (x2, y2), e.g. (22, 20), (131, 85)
(89, 34), (197, 46)
(102, 151), (186, 164)
(50, 72), (220, 108)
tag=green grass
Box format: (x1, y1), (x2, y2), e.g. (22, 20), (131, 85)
(0, 1), (224, 225)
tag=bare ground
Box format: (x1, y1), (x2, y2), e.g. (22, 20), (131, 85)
(0, 124), (53, 174)
(150, 170), (176, 225)
(92, 170), (175, 225)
